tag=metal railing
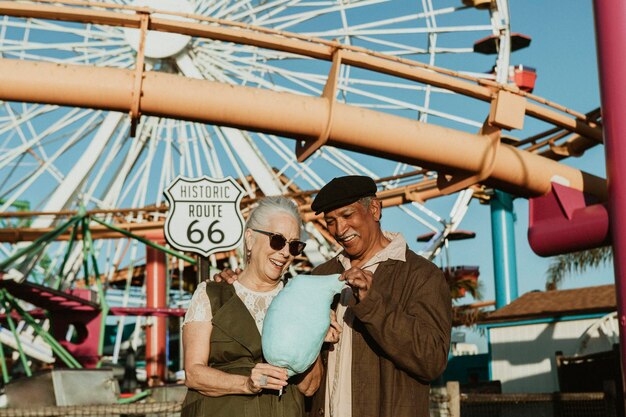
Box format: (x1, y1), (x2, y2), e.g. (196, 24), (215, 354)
(0, 382), (619, 417)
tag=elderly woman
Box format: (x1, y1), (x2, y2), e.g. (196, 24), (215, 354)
(181, 196), (321, 417)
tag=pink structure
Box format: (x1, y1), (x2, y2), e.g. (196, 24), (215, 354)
(0, 279), (102, 367)
(528, 183), (610, 257)
(51, 288), (102, 368)
(144, 231), (168, 385)
(594, 0), (626, 395)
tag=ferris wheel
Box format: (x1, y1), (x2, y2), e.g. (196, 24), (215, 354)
(0, 0), (513, 290)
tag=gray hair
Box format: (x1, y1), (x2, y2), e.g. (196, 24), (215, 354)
(358, 196), (382, 220)
(244, 196), (303, 263)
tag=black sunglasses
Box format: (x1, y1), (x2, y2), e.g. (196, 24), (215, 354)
(251, 229), (306, 256)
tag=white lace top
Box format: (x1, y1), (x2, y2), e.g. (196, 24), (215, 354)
(183, 280), (284, 334)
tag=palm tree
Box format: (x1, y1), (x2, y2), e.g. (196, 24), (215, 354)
(546, 246), (613, 290)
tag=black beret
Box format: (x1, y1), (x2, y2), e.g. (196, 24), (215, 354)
(311, 175), (377, 214)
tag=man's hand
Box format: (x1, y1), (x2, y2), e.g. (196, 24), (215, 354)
(324, 310), (342, 344)
(340, 267), (373, 302)
(211, 268), (242, 284)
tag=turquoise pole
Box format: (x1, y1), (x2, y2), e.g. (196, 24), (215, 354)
(490, 190), (519, 309)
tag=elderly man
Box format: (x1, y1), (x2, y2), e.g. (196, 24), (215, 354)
(215, 175), (451, 417)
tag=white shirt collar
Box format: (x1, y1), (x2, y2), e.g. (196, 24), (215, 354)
(337, 231), (407, 271)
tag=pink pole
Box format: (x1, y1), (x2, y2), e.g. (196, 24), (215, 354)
(145, 231), (167, 386)
(593, 0), (626, 398)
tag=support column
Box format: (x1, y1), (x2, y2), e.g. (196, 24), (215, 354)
(490, 190), (519, 309)
(593, 0), (626, 401)
(145, 231), (167, 386)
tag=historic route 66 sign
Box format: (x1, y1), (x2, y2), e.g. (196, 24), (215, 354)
(164, 176), (245, 257)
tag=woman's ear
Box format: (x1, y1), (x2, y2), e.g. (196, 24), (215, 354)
(244, 228), (254, 253)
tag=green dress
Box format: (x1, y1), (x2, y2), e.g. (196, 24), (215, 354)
(181, 281), (305, 417)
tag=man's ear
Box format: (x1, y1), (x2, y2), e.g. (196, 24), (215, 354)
(369, 198), (382, 222)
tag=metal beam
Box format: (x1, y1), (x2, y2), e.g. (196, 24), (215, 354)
(0, 58), (607, 202)
(0, 179), (448, 242)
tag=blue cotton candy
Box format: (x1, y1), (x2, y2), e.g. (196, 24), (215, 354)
(262, 274), (344, 376)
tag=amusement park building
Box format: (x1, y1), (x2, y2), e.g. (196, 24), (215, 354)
(479, 284), (617, 393)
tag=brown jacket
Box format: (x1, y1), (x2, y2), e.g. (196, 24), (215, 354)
(308, 247), (451, 417)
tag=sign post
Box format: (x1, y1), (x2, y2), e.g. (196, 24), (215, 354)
(164, 176), (245, 257)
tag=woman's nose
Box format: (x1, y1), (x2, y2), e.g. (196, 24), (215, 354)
(278, 243), (291, 257)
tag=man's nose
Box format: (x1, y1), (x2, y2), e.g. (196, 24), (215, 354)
(336, 218), (349, 235)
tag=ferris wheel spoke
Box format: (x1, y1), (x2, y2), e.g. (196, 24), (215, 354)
(117, 156), (151, 210)
(132, 130), (159, 211)
(0, 110), (103, 213)
(214, 0), (257, 21)
(205, 52), (326, 94)
(0, 40), (107, 54)
(194, 39), (302, 61)
(400, 204), (439, 232)
(191, 49), (299, 91)
(257, 133), (326, 189)
(350, 35), (428, 55)
(336, 83), (428, 113)
(194, 0), (233, 19)
(29, 111), (122, 226)
(178, 50), (324, 195)
(224, 128), (284, 195)
(195, 124), (225, 179)
(264, 69), (326, 95)
(7, 18), (118, 40)
(83, 118), (132, 208)
(337, 0), (352, 46)
(228, 0), (300, 25)
(181, 124), (205, 180)
(1, 20), (122, 54)
(187, 123), (205, 179)
(0, 107), (96, 190)
(267, 140), (319, 188)
(340, 6), (455, 33)
(316, 151), (361, 177)
(324, 147), (382, 179)
(205, 45), (316, 81)
(156, 119), (186, 179)
(262, 0), (388, 30)
(154, 123), (175, 208)
(224, 0), (302, 24)
(0, 103), (59, 147)
(175, 51), (285, 195)
(97, 119), (155, 210)
(338, 81), (483, 127)
(422, 0), (436, 28)
(309, 23), (493, 39)
(63, 44), (134, 65)
(211, 126), (265, 197)
(212, 0), (267, 22)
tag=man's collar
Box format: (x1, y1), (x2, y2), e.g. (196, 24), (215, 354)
(337, 231), (407, 269)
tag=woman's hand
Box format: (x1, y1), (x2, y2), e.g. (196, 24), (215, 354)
(324, 310), (342, 344)
(246, 363), (289, 394)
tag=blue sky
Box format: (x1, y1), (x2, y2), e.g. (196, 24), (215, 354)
(377, 0), (611, 350)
